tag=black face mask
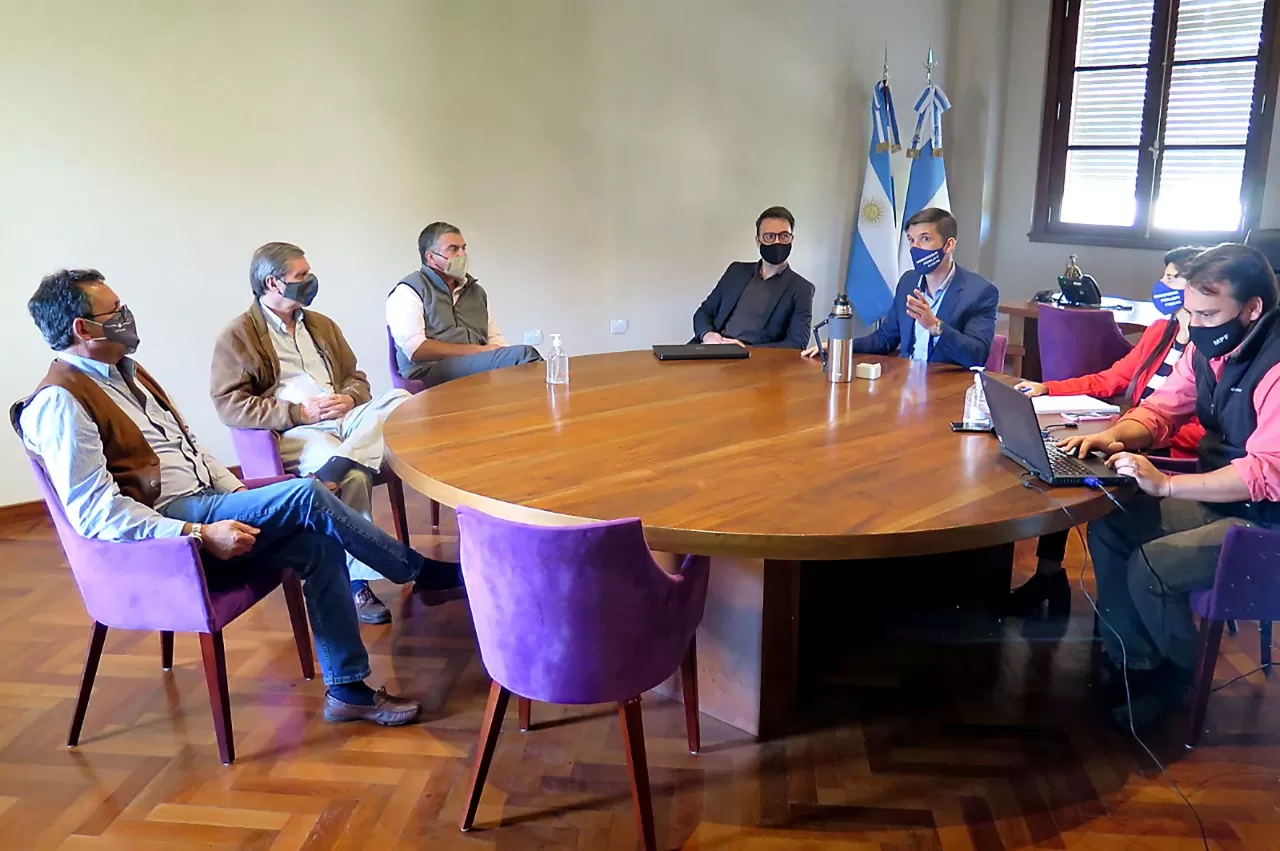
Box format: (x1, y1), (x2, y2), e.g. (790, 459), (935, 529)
(759, 242), (791, 265)
(88, 306), (140, 354)
(1188, 311), (1250, 359)
(281, 274), (319, 306)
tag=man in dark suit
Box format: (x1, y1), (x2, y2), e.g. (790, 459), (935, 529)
(692, 206), (816, 350)
(806, 207), (998, 368)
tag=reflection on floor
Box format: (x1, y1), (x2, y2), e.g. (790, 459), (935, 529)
(0, 490), (1275, 849)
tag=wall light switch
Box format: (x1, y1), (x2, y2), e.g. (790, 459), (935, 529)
(610, 319), (628, 334)
(523, 329), (543, 345)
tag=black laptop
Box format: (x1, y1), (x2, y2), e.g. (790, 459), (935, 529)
(982, 373), (1126, 486)
(652, 344), (750, 361)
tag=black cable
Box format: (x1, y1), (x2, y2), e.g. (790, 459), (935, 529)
(1210, 658), (1276, 692)
(1024, 475), (1210, 851)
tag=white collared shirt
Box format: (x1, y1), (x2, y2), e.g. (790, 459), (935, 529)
(258, 299), (336, 403)
(386, 277), (508, 359)
(910, 264), (957, 362)
(19, 353), (241, 541)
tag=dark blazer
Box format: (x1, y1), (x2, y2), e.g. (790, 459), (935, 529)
(691, 261), (816, 349)
(852, 265), (999, 368)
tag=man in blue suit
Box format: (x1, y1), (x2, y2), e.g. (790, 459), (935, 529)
(806, 207), (998, 367)
(692, 206), (816, 349)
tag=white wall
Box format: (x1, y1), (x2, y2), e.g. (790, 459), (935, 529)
(0, 0), (950, 506)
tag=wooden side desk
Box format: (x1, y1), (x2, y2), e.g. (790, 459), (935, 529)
(999, 297), (1163, 380)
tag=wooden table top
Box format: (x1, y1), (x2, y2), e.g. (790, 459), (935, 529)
(999, 297), (1164, 331)
(383, 350), (1124, 560)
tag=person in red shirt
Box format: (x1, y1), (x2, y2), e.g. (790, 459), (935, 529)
(1007, 248), (1205, 617)
(1061, 243), (1280, 727)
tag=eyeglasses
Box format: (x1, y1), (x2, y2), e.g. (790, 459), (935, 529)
(433, 244), (467, 257)
(760, 231), (793, 245)
(89, 304), (128, 320)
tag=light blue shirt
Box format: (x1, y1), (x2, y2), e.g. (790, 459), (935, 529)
(258, 299), (335, 403)
(19, 353), (241, 541)
(910, 265), (956, 362)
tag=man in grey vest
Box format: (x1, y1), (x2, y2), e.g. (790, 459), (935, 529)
(386, 222), (542, 388)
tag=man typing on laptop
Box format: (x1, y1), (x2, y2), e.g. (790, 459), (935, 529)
(1057, 244), (1280, 728)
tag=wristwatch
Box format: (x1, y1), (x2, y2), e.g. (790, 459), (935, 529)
(189, 523), (205, 550)
(930, 320), (944, 338)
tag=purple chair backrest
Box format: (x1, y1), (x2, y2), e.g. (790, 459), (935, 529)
(230, 428), (287, 479)
(455, 506), (710, 705)
(986, 334), (1008, 373)
(1194, 524), (1280, 621)
(1037, 304), (1134, 382)
(26, 457), (215, 633)
(387, 327), (427, 395)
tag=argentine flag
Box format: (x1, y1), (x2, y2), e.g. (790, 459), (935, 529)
(898, 80), (952, 273)
(844, 80), (900, 324)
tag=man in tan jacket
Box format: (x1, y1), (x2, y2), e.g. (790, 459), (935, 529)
(211, 242), (413, 624)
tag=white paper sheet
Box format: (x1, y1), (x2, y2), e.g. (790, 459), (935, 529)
(1031, 394), (1120, 415)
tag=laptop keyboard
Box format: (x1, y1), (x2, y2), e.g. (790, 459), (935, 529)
(1044, 441), (1097, 478)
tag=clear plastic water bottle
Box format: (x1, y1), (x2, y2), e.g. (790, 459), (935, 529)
(546, 333), (569, 385)
(962, 366), (991, 428)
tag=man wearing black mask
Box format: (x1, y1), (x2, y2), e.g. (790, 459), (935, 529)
(1060, 243), (1280, 728)
(692, 206), (815, 349)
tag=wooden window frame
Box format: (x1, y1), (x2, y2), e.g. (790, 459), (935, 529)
(1031, 0), (1280, 250)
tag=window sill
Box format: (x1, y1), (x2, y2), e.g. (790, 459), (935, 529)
(1027, 227), (1246, 252)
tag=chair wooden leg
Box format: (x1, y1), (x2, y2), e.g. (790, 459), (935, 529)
(280, 571), (315, 681)
(617, 697), (657, 851)
(460, 680), (511, 832)
(1186, 619), (1225, 749)
(68, 622), (109, 747)
(160, 631), (174, 671)
(384, 476), (411, 546)
(518, 697), (532, 732)
(1262, 620), (1274, 677)
(198, 631), (235, 765)
(681, 637), (700, 754)
(430, 499), (441, 530)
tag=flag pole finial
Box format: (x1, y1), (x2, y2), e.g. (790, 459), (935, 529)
(883, 44), (890, 84)
(925, 46), (936, 83)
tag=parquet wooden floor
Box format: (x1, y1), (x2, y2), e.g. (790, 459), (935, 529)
(0, 491), (1276, 850)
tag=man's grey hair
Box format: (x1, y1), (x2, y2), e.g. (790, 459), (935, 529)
(418, 222), (462, 262)
(250, 242), (306, 297)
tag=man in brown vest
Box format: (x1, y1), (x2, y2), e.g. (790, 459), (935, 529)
(14, 269), (463, 726)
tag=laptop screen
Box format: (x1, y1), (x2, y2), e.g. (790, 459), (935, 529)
(981, 373), (1052, 475)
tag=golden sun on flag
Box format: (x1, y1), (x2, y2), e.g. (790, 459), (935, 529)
(860, 198), (888, 228)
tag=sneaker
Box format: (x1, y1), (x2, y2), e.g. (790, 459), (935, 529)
(352, 582), (392, 624)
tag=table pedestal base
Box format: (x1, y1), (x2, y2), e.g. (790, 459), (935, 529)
(653, 544), (1015, 739)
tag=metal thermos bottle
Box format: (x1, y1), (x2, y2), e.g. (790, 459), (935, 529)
(813, 292), (855, 383)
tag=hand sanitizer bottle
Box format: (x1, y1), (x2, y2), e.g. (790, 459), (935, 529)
(962, 366), (991, 428)
(546, 334), (569, 385)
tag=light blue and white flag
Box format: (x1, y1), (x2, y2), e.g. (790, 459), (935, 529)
(898, 78), (952, 273)
(844, 80), (901, 324)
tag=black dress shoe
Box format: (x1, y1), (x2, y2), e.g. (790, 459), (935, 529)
(1008, 570), (1070, 617)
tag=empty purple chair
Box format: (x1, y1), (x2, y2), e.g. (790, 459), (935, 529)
(387, 326), (427, 395)
(229, 426), (436, 535)
(28, 458), (313, 765)
(986, 333), (1008, 374)
(1037, 304), (1133, 382)
(454, 506), (710, 850)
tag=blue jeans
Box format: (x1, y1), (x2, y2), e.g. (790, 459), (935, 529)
(161, 479), (457, 685)
(406, 344), (543, 388)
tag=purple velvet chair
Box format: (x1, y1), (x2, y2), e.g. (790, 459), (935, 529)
(229, 427), (437, 534)
(28, 458), (314, 765)
(387, 326), (427, 395)
(1140, 458), (1277, 747)
(1037, 304), (1133, 382)
(986, 333), (1008, 374)
(454, 507), (710, 850)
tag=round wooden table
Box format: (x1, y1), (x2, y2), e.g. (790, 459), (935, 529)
(384, 349), (1121, 737)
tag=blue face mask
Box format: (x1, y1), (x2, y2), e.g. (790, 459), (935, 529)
(1151, 279), (1184, 315)
(910, 246), (945, 275)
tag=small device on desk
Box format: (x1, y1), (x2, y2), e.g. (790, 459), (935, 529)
(982, 373), (1127, 486)
(652, 344), (749, 361)
(1056, 254), (1102, 307)
(950, 421), (994, 433)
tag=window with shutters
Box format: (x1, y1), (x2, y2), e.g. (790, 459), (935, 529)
(1032, 0), (1280, 248)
